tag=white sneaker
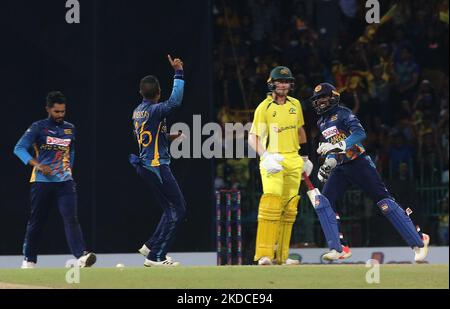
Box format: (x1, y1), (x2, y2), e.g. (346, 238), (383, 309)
(414, 233), (430, 263)
(322, 249), (346, 261)
(21, 260), (36, 269)
(257, 256), (273, 265)
(138, 245), (173, 261)
(144, 258), (180, 267)
(284, 258), (300, 265)
(78, 252), (97, 268)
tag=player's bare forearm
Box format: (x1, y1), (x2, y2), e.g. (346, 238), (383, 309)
(28, 158), (40, 167)
(249, 133), (266, 156)
(298, 126), (307, 145)
(29, 158), (52, 175)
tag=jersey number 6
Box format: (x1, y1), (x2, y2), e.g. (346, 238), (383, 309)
(135, 121), (152, 148)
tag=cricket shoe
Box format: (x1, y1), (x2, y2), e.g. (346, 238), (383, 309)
(283, 258), (300, 265)
(78, 252), (97, 268)
(414, 233), (430, 263)
(21, 261), (36, 269)
(322, 249), (347, 261)
(338, 245), (352, 260)
(272, 258), (300, 265)
(138, 244), (173, 262)
(144, 259), (180, 267)
(257, 256), (273, 265)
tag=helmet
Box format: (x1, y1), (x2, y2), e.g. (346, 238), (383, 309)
(267, 66), (295, 92)
(310, 83), (340, 115)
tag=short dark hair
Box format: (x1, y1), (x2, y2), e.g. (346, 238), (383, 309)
(46, 91), (67, 108)
(140, 75), (160, 100)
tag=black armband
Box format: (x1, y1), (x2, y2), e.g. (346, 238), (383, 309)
(299, 142), (310, 157)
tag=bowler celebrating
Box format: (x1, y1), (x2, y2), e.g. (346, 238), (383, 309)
(13, 91), (96, 269)
(310, 83), (429, 262)
(130, 55), (185, 267)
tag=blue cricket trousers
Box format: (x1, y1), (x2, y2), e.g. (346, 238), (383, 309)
(322, 155), (391, 210)
(24, 181), (86, 263)
(136, 165), (186, 262)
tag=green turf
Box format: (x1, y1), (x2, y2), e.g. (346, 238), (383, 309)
(0, 264), (448, 289)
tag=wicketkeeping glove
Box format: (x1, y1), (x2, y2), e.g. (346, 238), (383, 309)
(317, 157), (337, 183)
(317, 141), (347, 156)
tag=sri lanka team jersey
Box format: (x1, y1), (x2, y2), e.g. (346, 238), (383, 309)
(317, 105), (367, 165)
(14, 118), (75, 182)
(132, 76), (184, 170)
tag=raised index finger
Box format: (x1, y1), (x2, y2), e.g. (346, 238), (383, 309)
(167, 54), (174, 65)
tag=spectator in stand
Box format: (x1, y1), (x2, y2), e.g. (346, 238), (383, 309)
(368, 64), (393, 124)
(413, 80), (438, 119)
(394, 47), (420, 101)
(388, 133), (414, 177)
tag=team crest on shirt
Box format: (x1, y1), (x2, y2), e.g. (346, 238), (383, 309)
(289, 108), (296, 114)
(330, 114), (338, 122)
(273, 111), (277, 117)
(380, 203), (389, 213)
(64, 129), (73, 135)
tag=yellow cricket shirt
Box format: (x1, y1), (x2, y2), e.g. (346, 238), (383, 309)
(250, 95), (305, 153)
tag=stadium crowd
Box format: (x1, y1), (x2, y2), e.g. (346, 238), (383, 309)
(213, 0), (449, 246)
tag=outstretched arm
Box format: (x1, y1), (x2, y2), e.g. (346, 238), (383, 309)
(157, 55), (185, 118)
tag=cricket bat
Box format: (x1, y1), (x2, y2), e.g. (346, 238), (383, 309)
(302, 172), (321, 209)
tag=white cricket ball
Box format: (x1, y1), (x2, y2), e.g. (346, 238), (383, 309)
(116, 263), (125, 268)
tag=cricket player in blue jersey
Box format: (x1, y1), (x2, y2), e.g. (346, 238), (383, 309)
(13, 91), (96, 269)
(310, 83), (429, 262)
(130, 55), (185, 267)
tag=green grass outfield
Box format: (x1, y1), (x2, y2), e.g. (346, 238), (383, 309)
(0, 264), (448, 289)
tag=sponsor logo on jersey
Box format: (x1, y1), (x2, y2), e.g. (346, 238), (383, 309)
(322, 126), (339, 139)
(273, 125), (297, 133)
(46, 136), (71, 147)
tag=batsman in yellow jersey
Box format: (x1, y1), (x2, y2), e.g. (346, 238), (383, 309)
(249, 66), (313, 265)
